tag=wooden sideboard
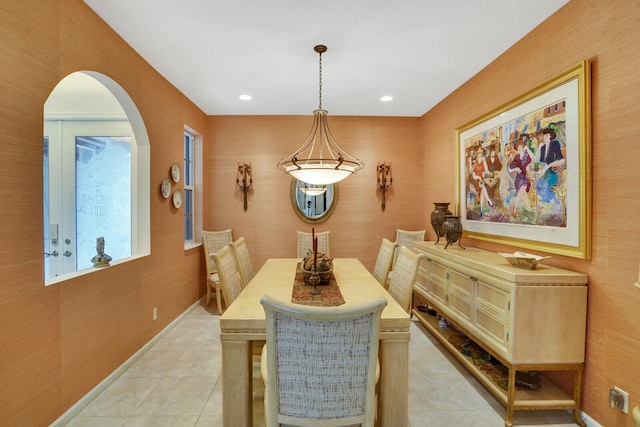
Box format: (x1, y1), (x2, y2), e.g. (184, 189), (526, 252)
(411, 242), (588, 427)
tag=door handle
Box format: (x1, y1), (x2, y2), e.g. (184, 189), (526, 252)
(45, 251), (59, 257)
(63, 251), (73, 257)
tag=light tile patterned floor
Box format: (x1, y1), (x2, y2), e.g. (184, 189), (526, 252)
(66, 302), (579, 427)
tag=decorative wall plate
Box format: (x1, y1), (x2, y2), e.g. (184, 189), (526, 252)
(172, 189), (183, 208)
(161, 177), (171, 198)
(170, 163), (181, 183)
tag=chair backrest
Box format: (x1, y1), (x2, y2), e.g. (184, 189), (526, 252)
(394, 229), (425, 265)
(230, 237), (254, 288)
(388, 246), (425, 313)
(202, 229), (233, 276)
(372, 238), (398, 286)
(297, 230), (330, 258)
(260, 295), (387, 427)
(211, 245), (243, 307)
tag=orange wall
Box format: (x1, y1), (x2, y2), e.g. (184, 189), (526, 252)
(206, 115), (424, 271)
(419, 1), (640, 426)
(1, 0), (207, 425)
(1, 0), (639, 426)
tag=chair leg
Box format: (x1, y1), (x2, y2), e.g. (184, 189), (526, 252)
(206, 281), (211, 306)
(216, 284), (224, 314)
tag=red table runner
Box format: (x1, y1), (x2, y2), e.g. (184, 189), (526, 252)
(291, 262), (345, 307)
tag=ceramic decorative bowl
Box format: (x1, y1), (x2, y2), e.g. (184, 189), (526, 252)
(498, 252), (551, 269)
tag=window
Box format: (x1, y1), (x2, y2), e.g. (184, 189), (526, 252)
(184, 131), (195, 243)
(183, 126), (202, 247)
(43, 71), (150, 284)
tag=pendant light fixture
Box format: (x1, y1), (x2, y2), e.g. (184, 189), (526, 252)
(277, 45), (364, 185)
(299, 183), (327, 196)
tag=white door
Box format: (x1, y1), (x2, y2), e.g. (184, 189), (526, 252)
(44, 120), (133, 279)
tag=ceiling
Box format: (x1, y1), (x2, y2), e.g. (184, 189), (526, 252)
(83, 0), (568, 117)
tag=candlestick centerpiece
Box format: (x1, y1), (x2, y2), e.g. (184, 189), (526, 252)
(301, 249), (333, 285)
(302, 228), (333, 284)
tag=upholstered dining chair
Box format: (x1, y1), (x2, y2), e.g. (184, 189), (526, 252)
(394, 228), (425, 264)
(387, 246), (425, 313)
(230, 237), (255, 288)
(210, 244), (243, 313)
(260, 295), (387, 427)
(387, 229), (425, 285)
(372, 238), (398, 288)
(202, 228), (233, 313)
(297, 230), (330, 258)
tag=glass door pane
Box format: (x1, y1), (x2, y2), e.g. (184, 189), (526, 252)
(43, 120), (133, 279)
(75, 134), (132, 270)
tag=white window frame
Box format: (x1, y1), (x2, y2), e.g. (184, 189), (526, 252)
(184, 125), (202, 249)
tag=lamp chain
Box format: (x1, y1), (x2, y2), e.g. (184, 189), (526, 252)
(318, 50), (322, 110)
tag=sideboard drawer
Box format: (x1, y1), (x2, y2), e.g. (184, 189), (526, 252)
(476, 280), (510, 322)
(476, 306), (509, 350)
(449, 269), (475, 294)
(427, 272), (448, 304)
(449, 287), (473, 322)
(431, 261), (447, 281)
(448, 269), (474, 322)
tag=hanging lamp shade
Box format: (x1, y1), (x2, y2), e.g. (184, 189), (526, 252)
(299, 183), (327, 196)
(277, 45), (364, 185)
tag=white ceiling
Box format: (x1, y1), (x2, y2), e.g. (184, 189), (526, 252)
(83, 0), (568, 117)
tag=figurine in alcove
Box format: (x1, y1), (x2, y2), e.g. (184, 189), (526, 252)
(91, 236), (112, 268)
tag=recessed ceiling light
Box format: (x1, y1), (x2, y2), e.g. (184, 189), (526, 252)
(239, 94), (252, 101)
(380, 95), (393, 102)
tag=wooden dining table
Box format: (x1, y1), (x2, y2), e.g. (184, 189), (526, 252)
(219, 258), (411, 427)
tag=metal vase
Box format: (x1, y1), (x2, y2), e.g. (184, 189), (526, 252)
(430, 202), (452, 244)
(442, 215), (465, 249)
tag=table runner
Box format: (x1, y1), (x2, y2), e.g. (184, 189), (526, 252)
(291, 262), (345, 306)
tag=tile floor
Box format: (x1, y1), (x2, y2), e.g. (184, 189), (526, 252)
(66, 302), (581, 427)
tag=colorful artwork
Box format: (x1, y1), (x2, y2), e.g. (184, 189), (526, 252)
(463, 101), (567, 227)
(455, 61), (591, 259)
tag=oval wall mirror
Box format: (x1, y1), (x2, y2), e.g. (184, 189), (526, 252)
(290, 179), (339, 224)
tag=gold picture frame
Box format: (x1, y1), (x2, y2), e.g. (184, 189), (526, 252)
(455, 61), (591, 259)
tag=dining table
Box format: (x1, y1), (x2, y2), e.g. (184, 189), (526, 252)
(219, 257), (411, 427)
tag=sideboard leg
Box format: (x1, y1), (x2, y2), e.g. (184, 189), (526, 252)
(572, 366), (585, 427)
(505, 367), (516, 427)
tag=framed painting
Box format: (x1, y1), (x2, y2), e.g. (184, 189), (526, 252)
(455, 61), (591, 259)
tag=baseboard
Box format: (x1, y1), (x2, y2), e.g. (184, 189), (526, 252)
(49, 298), (204, 427)
(581, 410), (602, 427)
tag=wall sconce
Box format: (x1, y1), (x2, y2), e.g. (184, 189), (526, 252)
(377, 161), (393, 211)
(236, 162), (253, 211)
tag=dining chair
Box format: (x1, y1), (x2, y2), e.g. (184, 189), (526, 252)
(387, 229), (425, 285)
(297, 230), (330, 258)
(394, 228), (425, 263)
(372, 237), (398, 288)
(210, 244), (243, 313)
(387, 246), (425, 313)
(230, 237), (255, 288)
(202, 229), (233, 313)
(260, 295), (387, 427)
